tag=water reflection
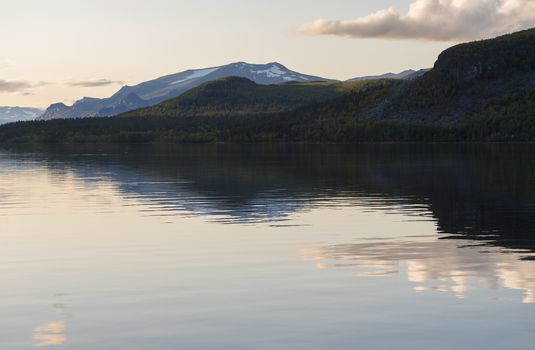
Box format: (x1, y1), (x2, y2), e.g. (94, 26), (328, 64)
(300, 236), (535, 303)
(33, 321), (66, 347)
(2, 145), (535, 279)
(1, 144), (535, 349)
(4, 144), (535, 249)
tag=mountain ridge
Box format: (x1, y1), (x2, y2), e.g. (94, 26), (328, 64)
(362, 27), (535, 124)
(0, 106), (44, 125)
(38, 62), (335, 121)
(120, 76), (383, 118)
(347, 69), (429, 82)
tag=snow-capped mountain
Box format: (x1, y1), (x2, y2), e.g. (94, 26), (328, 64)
(38, 62), (335, 120)
(0, 106), (44, 125)
(347, 69), (429, 82)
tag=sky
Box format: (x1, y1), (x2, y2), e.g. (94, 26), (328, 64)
(0, 0), (534, 108)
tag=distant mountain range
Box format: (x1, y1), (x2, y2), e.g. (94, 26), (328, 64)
(4, 27), (534, 143)
(0, 107), (43, 125)
(38, 62), (335, 120)
(38, 62), (429, 121)
(347, 69), (429, 82)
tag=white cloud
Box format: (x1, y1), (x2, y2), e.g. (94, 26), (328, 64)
(298, 0), (535, 42)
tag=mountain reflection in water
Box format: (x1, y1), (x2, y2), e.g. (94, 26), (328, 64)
(6, 143), (534, 250)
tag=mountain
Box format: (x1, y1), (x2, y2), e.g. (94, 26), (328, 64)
(347, 69), (428, 82)
(38, 62), (335, 120)
(121, 76), (376, 118)
(0, 107), (43, 125)
(362, 27), (535, 124)
(3, 27), (535, 143)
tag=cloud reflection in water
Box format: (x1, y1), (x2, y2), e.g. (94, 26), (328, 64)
(33, 321), (66, 347)
(300, 236), (535, 303)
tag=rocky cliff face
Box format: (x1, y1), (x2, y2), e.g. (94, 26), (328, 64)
(37, 103), (70, 120)
(363, 28), (535, 123)
(424, 28), (535, 86)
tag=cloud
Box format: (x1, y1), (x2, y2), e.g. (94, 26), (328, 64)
(0, 80), (33, 93)
(0, 80), (50, 94)
(67, 79), (124, 88)
(298, 0), (535, 42)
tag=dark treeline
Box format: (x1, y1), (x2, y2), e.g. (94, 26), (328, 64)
(1, 76), (535, 144)
(1, 89), (534, 144)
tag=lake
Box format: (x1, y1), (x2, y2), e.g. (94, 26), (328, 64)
(1, 144), (534, 349)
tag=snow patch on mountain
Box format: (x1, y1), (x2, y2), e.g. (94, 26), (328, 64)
(171, 67), (220, 85)
(39, 62), (334, 120)
(252, 65), (288, 78)
(0, 106), (44, 125)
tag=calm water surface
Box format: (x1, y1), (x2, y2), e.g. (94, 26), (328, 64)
(1, 144), (534, 349)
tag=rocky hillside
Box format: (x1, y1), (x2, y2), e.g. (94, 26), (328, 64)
(364, 28), (535, 123)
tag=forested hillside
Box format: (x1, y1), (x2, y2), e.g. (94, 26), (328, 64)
(120, 77), (381, 118)
(368, 28), (535, 123)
